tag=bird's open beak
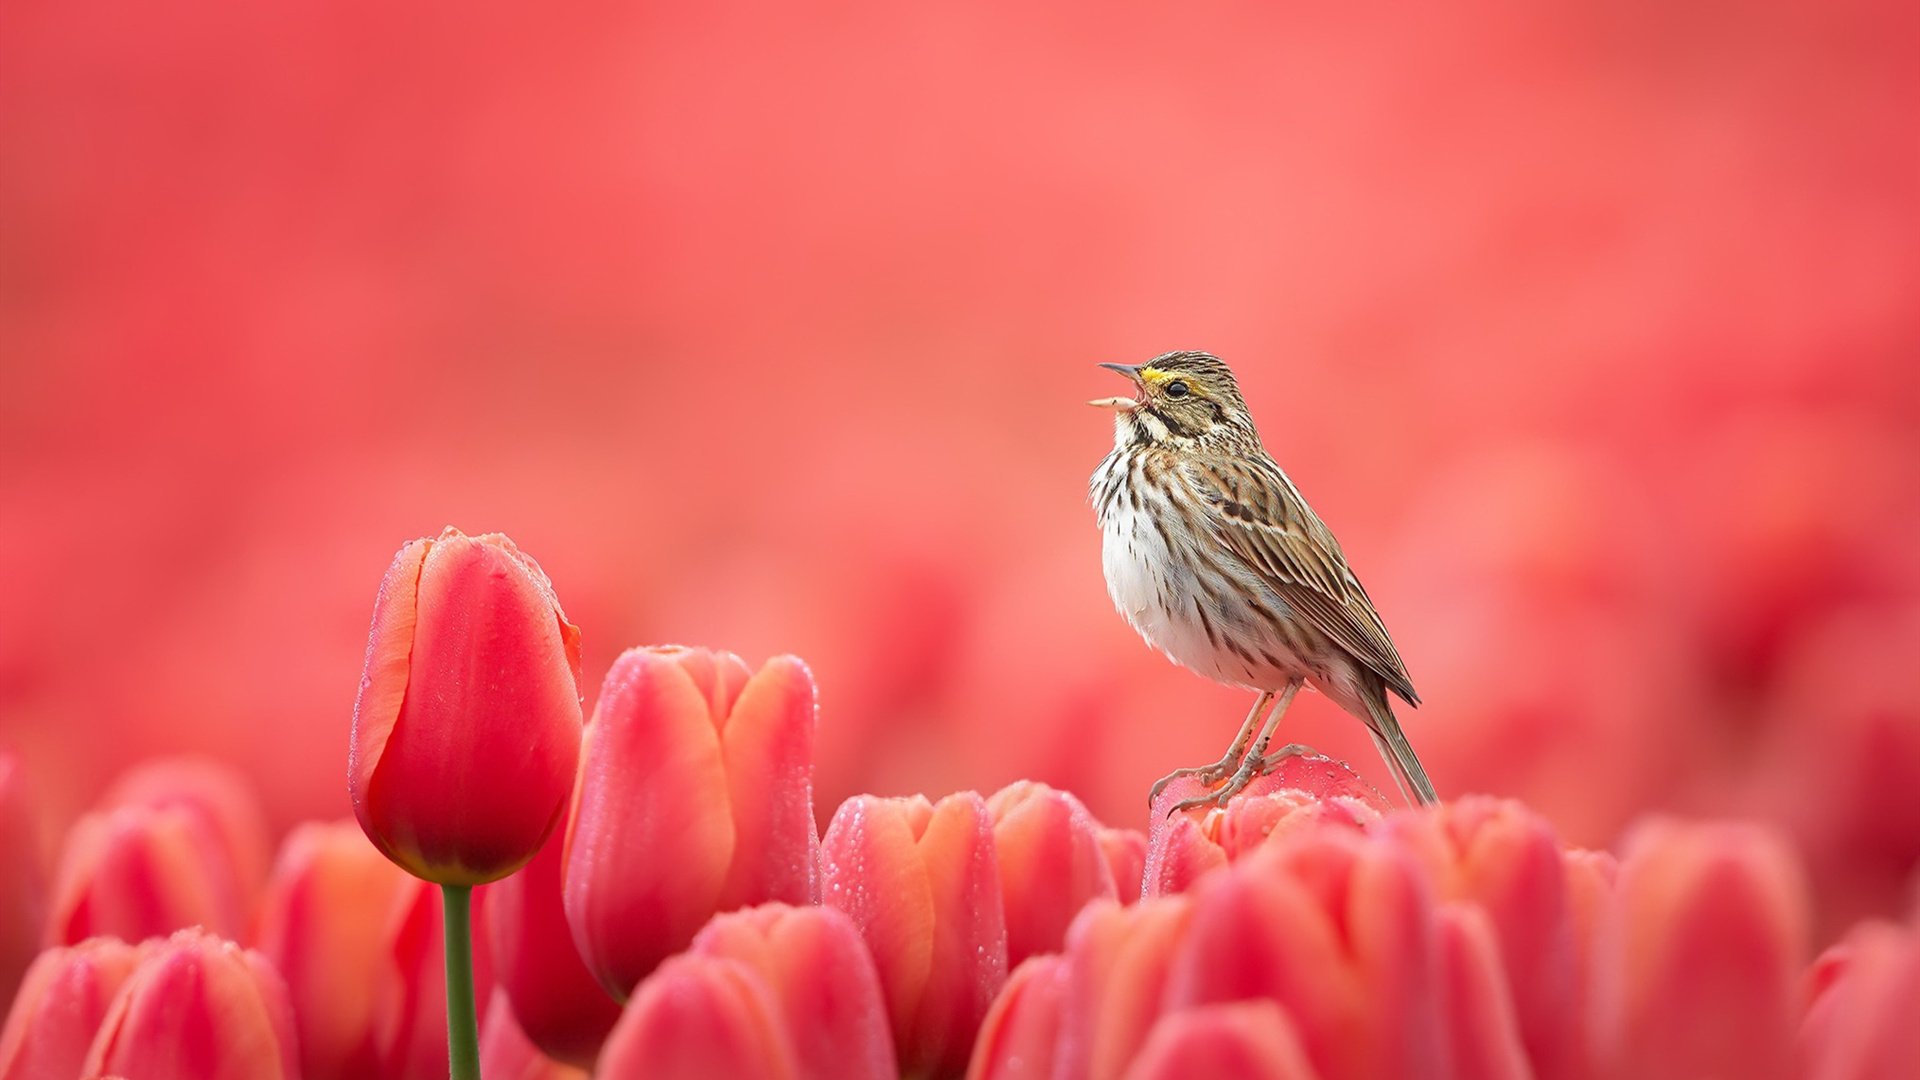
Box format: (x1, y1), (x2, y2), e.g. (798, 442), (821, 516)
(1089, 362), (1143, 410)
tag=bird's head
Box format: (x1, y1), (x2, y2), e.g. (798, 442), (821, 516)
(1089, 350), (1254, 447)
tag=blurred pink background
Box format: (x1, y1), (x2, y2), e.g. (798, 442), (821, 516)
(3, 2), (1917, 938)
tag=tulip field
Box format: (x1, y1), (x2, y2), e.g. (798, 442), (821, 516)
(3, 0), (1919, 1077)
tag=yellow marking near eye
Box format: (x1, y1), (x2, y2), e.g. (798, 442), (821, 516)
(1139, 368), (1173, 386)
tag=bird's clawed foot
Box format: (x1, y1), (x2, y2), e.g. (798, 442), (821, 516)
(1164, 742), (1313, 816)
(1146, 755), (1240, 808)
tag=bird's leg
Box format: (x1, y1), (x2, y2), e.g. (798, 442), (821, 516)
(1170, 679), (1303, 814)
(1147, 690), (1273, 808)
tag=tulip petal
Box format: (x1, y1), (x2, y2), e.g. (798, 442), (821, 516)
(479, 990), (591, 1080)
(81, 929), (299, 1080)
(1055, 898), (1194, 1080)
(717, 654), (820, 907)
(0, 938), (144, 1080)
(489, 824), (622, 1068)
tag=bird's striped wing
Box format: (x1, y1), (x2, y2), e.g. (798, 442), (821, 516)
(1183, 456), (1420, 705)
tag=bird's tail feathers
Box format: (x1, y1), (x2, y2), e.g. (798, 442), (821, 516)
(1364, 695), (1438, 807)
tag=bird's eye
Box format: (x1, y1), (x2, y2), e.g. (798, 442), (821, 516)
(1164, 380), (1190, 399)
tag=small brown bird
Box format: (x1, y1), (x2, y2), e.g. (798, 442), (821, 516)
(1089, 350), (1436, 811)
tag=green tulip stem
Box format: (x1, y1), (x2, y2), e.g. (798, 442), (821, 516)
(442, 883), (481, 1080)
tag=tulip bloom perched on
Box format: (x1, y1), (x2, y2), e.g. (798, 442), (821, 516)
(349, 527), (585, 1080)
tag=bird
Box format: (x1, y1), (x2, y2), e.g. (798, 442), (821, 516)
(1088, 350), (1437, 812)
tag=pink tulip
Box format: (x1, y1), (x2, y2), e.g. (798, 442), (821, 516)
(967, 955), (1068, 1080)
(596, 954), (801, 1079)
(479, 991), (590, 1080)
(0, 938), (143, 1080)
(46, 803), (246, 945)
(1381, 797), (1595, 1078)
(0, 756), (47, 1013)
(1052, 897), (1194, 1080)
(100, 757), (272, 915)
(1594, 818), (1809, 1080)
(80, 928), (299, 1080)
(986, 781), (1116, 967)
(821, 791), (1009, 1078)
(253, 820), (418, 1080)
(488, 825), (621, 1068)
(1800, 911), (1920, 1080)
(690, 902), (895, 1080)
(1122, 1001), (1318, 1080)
(564, 646), (818, 997)
(350, 527), (584, 886)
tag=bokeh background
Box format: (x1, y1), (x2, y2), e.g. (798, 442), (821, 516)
(3, 1), (1917, 940)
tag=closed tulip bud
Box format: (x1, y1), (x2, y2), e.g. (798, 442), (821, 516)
(101, 757), (272, 914)
(690, 903), (895, 1080)
(1595, 819), (1809, 1080)
(966, 955), (1068, 1080)
(1800, 911), (1920, 1080)
(0, 938), (144, 1080)
(822, 791), (1009, 1079)
(350, 527), (584, 886)
(1096, 828), (1146, 906)
(81, 928), (299, 1080)
(489, 825), (621, 1068)
(564, 647), (818, 998)
(596, 954), (801, 1079)
(254, 821), (418, 1080)
(1052, 898), (1194, 1080)
(986, 782), (1117, 968)
(1143, 776), (1379, 898)
(376, 877), (498, 1078)
(46, 803), (246, 945)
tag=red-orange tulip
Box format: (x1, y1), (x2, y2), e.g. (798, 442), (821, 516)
(0, 755), (47, 1013)
(488, 824), (621, 1068)
(821, 791), (1009, 1079)
(374, 876), (498, 1078)
(564, 646), (818, 997)
(100, 757), (272, 915)
(81, 928), (300, 1080)
(46, 803), (246, 945)
(967, 955), (1068, 1080)
(253, 820), (417, 1080)
(986, 781), (1118, 968)
(350, 527), (584, 885)
(1142, 774), (1380, 898)
(1122, 1001), (1318, 1080)
(0, 938), (143, 1080)
(1800, 910), (1920, 1080)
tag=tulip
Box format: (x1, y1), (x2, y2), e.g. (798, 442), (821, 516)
(1142, 773), (1380, 898)
(350, 527), (584, 1079)
(46, 802), (246, 945)
(0, 938), (143, 1080)
(596, 954), (801, 1079)
(821, 791), (1008, 1079)
(1594, 818), (1809, 1080)
(253, 820), (419, 1080)
(479, 991), (591, 1080)
(373, 876), (498, 1079)
(1800, 912), (1920, 1080)
(986, 781), (1116, 967)
(564, 646), (817, 998)
(1052, 897), (1194, 1080)
(488, 824), (621, 1068)
(690, 902), (895, 1080)
(80, 928), (299, 1080)
(1122, 1001), (1318, 1080)
(0, 755), (47, 1013)
(1380, 797), (1594, 1078)
(349, 527), (584, 886)
(100, 757), (272, 914)
(967, 955), (1068, 1080)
